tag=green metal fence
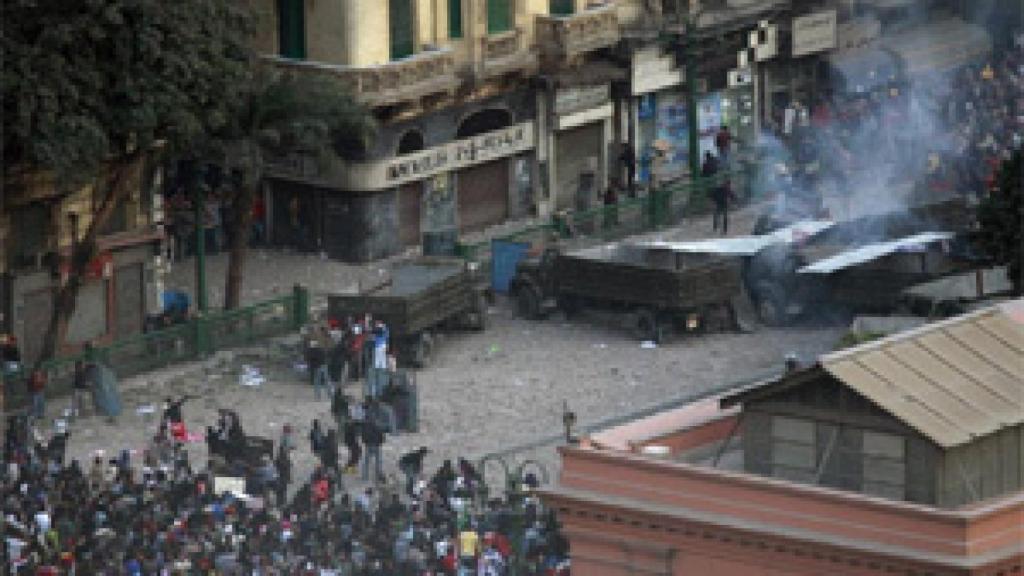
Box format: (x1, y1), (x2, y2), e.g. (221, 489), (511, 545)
(3, 285), (310, 411)
(455, 165), (752, 263)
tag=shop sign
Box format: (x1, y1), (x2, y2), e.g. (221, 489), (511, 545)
(792, 9), (837, 57)
(384, 122), (534, 186)
(263, 151), (321, 180)
(60, 252), (113, 284)
(554, 85), (610, 116)
(837, 16), (880, 51)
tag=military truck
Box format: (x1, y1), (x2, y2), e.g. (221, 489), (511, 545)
(510, 244), (744, 342)
(327, 258), (487, 367)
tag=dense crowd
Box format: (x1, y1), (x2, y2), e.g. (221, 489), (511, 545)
(4, 393), (570, 575)
(767, 28), (1023, 212)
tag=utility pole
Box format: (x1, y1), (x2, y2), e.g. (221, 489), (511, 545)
(192, 164), (208, 314)
(685, 9), (700, 184)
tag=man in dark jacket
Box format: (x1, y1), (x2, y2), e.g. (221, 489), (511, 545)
(702, 151), (729, 235)
(343, 419), (362, 474)
(398, 447), (429, 497)
(360, 415), (385, 483)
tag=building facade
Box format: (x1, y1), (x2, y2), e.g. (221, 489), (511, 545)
(541, 299), (1024, 575)
(1, 165), (165, 366)
(254, 0), (627, 261)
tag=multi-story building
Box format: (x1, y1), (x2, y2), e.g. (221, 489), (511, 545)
(254, 0), (625, 261)
(1, 165), (165, 366)
(540, 299), (1024, 575)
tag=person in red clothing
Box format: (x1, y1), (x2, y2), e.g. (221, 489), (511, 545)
(28, 369), (46, 419)
(251, 195), (266, 246)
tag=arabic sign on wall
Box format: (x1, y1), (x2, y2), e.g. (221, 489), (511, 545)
(793, 10), (837, 57)
(383, 122), (534, 187)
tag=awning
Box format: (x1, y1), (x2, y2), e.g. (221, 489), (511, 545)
(826, 46), (900, 94)
(883, 18), (992, 77)
(798, 231), (953, 274)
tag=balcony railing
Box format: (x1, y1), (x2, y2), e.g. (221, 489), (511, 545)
(479, 29), (538, 79)
(536, 4), (620, 61)
(264, 49), (460, 108)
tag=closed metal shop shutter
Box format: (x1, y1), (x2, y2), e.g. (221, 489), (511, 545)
(399, 182), (422, 247)
(555, 123), (603, 210)
(21, 288), (53, 365)
(115, 264), (144, 338)
(457, 160), (509, 233)
(66, 281), (107, 345)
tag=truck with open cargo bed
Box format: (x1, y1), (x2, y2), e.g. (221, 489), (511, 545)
(509, 243), (744, 342)
(327, 258), (487, 367)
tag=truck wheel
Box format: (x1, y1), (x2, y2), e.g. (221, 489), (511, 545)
(755, 284), (789, 327)
(517, 287), (542, 320)
(467, 291), (489, 331)
(558, 295), (581, 319)
(412, 332), (434, 368)
(703, 304), (734, 333)
(636, 308), (665, 343)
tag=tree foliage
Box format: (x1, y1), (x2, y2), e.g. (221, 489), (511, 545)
(217, 70), (376, 309)
(976, 149), (1022, 294)
(2, 0), (256, 187)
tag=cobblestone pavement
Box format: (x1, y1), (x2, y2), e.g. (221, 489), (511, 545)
(54, 201), (844, 492)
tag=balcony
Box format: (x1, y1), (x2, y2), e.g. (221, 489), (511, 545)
(478, 29), (538, 80)
(264, 49), (460, 108)
(536, 4), (620, 62)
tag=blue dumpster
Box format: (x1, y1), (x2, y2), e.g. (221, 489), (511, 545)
(491, 240), (531, 293)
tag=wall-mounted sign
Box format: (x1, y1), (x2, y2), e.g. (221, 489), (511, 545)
(554, 85), (610, 116)
(837, 16), (881, 51)
(383, 122), (535, 186)
(728, 67), (753, 87)
(792, 9), (837, 57)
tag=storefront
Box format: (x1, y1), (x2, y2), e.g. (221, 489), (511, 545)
(266, 121), (535, 260)
(550, 85), (612, 212)
(628, 47), (686, 186)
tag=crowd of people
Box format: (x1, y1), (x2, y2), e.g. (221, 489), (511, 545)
(762, 27), (1023, 220)
(3, 392), (571, 575)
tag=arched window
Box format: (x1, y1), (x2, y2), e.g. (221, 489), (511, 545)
(397, 130), (425, 155)
(457, 108), (512, 139)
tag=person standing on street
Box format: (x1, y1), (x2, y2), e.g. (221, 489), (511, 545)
(309, 419), (326, 459)
(28, 369), (47, 420)
(360, 414), (385, 483)
(343, 418), (362, 474)
(702, 151), (728, 235)
(398, 447), (429, 498)
(71, 360), (92, 419)
(715, 124), (732, 165)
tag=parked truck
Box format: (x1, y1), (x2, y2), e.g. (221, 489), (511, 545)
(510, 244), (744, 342)
(327, 258), (487, 367)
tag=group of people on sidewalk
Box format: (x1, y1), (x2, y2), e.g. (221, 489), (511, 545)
(3, 377), (571, 574)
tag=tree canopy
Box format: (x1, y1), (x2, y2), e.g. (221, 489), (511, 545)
(1, 0), (256, 187)
(976, 149), (1022, 293)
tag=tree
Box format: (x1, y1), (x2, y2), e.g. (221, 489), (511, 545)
(216, 71), (375, 310)
(2, 0), (255, 364)
(976, 149), (1022, 294)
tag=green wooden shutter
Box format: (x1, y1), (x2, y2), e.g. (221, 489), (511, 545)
(277, 0), (306, 59)
(390, 0), (415, 60)
(550, 0), (574, 16)
(449, 0), (463, 39)
(487, 0), (512, 34)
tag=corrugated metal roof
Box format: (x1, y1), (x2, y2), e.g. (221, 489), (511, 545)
(820, 299), (1024, 448)
(634, 220), (834, 257)
(798, 232), (954, 274)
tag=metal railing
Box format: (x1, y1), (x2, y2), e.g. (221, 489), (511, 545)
(3, 285), (309, 410)
(455, 163), (754, 263)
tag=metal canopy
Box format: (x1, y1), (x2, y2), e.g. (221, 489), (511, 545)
(798, 232), (954, 274)
(819, 300), (1024, 449)
(634, 220), (835, 257)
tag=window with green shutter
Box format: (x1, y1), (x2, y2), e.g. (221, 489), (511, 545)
(277, 0), (306, 59)
(449, 0), (463, 39)
(390, 0), (415, 60)
(487, 0), (512, 34)
(550, 0), (574, 16)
